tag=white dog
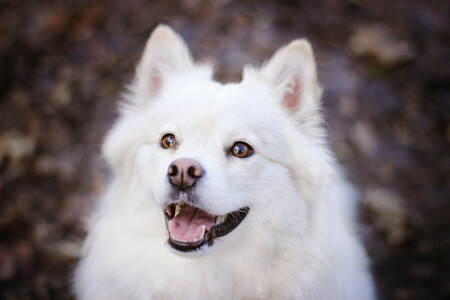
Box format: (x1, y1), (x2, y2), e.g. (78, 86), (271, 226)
(74, 25), (375, 300)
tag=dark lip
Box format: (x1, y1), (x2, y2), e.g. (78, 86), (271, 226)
(164, 204), (250, 253)
(168, 235), (208, 252)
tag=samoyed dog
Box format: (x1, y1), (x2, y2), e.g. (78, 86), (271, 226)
(75, 25), (375, 300)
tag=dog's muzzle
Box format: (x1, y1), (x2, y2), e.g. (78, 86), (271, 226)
(164, 158), (250, 253)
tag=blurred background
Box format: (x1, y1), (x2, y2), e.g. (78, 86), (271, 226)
(0, 0), (448, 299)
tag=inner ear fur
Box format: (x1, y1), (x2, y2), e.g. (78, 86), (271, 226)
(259, 39), (321, 114)
(135, 25), (194, 99)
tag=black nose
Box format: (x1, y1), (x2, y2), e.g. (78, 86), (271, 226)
(167, 158), (204, 190)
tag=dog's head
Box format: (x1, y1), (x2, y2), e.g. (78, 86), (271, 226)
(102, 25), (332, 256)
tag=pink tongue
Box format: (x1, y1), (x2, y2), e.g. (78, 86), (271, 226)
(169, 205), (215, 240)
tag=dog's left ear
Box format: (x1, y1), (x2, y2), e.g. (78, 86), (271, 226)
(255, 41), (331, 192)
(257, 39), (322, 116)
(134, 25), (194, 101)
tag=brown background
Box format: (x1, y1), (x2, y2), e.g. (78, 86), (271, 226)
(0, 0), (448, 299)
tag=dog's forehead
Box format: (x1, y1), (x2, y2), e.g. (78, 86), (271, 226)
(154, 76), (278, 143)
(161, 76), (267, 117)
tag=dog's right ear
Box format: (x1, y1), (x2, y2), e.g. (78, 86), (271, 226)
(134, 25), (193, 102)
(104, 26), (193, 174)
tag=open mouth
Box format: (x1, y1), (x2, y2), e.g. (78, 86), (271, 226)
(164, 202), (250, 252)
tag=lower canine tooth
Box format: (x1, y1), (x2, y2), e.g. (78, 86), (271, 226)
(200, 225), (206, 239)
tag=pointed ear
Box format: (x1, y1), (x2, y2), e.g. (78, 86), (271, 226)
(258, 39), (321, 115)
(135, 25), (193, 100)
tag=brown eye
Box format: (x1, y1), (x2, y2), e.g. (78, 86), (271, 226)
(161, 134), (176, 149)
(231, 142), (253, 158)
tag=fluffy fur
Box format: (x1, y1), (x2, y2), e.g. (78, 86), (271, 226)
(74, 25), (375, 300)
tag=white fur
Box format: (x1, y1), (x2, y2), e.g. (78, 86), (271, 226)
(75, 25), (376, 300)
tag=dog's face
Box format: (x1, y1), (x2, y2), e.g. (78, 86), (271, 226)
(133, 77), (293, 255)
(103, 26), (328, 256)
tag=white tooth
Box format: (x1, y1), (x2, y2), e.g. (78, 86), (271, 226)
(216, 215), (226, 225)
(200, 225), (206, 239)
(174, 205), (181, 217)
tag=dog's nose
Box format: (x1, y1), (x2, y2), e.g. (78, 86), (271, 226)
(167, 158), (204, 190)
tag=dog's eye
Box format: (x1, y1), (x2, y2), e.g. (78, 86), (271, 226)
(231, 142), (253, 158)
(161, 134), (176, 149)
